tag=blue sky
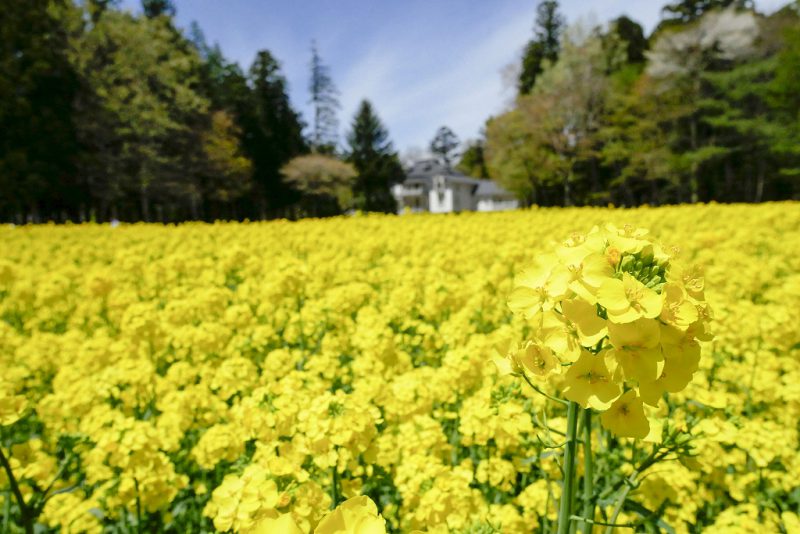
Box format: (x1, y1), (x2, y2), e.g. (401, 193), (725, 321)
(121, 0), (787, 155)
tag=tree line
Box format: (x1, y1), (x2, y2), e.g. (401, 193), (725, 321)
(0, 0), (404, 223)
(475, 0), (800, 206)
(2, 0), (798, 223)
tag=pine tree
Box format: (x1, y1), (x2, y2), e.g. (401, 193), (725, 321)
(610, 16), (647, 64)
(429, 126), (460, 167)
(309, 42), (340, 153)
(142, 0), (175, 18)
(247, 50), (307, 216)
(345, 100), (405, 212)
(519, 0), (565, 94)
(0, 0), (80, 222)
(457, 139), (489, 178)
(661, 0), (753, 24)
(767, 23), (800, 183)
(73, 10), (209, 221)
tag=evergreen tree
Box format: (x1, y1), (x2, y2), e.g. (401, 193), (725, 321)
(73, 10), (209, 221)
(457, 139), (489, 178)
(87, 0), (118, 23)
(247, 50), (307, 216)
(661, 0), (753, 24)
(429, 126), (460, 167)
(142, 0), (175, 18)
(0, 0), (80, 222)
(189, 22), (251, 124)
(767, 23), (800, 182)
(610, 16), (647, 64)
(309, 42), (340, 153)
(202, 110), (252, 208)
(345, 100), (405, 212)
(647, 8), (760, 202)
(519, 0), (565, 94)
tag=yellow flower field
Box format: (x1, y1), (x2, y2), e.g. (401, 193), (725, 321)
(1, 203), (799, 533)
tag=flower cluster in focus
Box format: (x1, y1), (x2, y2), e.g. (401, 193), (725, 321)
(500, 224), (713, 439)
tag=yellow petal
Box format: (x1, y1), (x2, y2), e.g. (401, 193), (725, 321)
(568, 279), (598, 304)
(546, 267), (572, 300)
(642, 417), (664, 443)
(606, 306), (641, 323)
(562, 350), (621, 410)
(607, 318), (660, 349)
(638, 286), (662, 319)
(490, 341), (517, 376)
(516, 341), (559, 378)
(638, 376), (667, 407)
(596, 278), (629, 312)
(581, 253), (615, 289)
(507, 286), (542, 317)
(253, 513), (304, 534)
(612, 346), (664, 383)
(600, 390), (649, 439)
(491, 354), (515, 376)
(515, 262), (551, 288)
(315, 496), (384, 534)
(314, 508), (346, 534)
(561, 298), (607, 347)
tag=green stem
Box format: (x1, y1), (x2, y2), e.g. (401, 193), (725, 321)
(521, 372), (569, 406)
(30, 452), (73, 517)
(604, 481), (633, 534)
(582, 409), (594, 534)
(0, 445), (33, 534)
(557, 401), (580, 534)
(134, 477), (142, 534)
(570, 516), (634, 529)
(331, 465), (340, 509)
(4, 488), (11, 533)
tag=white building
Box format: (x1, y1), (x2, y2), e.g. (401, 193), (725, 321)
(392, 159), (519, 213)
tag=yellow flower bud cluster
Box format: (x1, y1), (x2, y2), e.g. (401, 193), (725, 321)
(503, 224), (713, 439)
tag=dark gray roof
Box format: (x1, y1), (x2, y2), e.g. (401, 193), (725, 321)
(475, 179), (515, 197)
(404, 159), (482, 187)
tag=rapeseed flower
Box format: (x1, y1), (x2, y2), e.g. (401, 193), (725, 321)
(1, 204), (795, 534)
(506, 223), (714, 439)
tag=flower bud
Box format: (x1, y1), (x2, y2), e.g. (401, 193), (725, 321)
(620, 256), (635, 271)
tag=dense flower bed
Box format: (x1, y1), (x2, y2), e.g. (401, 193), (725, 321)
(1, 203), (799, 533)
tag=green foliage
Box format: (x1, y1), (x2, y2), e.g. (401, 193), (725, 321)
(488, 5), (800, 207)
(142, 0), (175, 18)
(280, 154), (357, 214)
(491, 27), (611, 206)
(429, 126), (460, 167)
(72, 9), (210, 221)
(457, 140), (490, 179)
(0, 0), (79, 220)
(345, 100), (405, 212)
(246, 50), (307, 214)
(519, 0), (564, 95)
(768, 25), (800, 175)
(661, 0), (754, 23)
(202, 111), (253, 204)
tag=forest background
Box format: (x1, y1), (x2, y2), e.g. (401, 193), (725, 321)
(1, 0), (799, 223)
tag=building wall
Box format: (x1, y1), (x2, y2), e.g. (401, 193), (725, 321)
(476, 197), (519, 212)
(392, 184), (429, 213)
(453, 184), (476, 212)
(394, 182), (519, 214)
(429, 187), (453, 213)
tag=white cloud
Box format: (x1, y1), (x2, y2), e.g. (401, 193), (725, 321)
(335, 2), (537, 151)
